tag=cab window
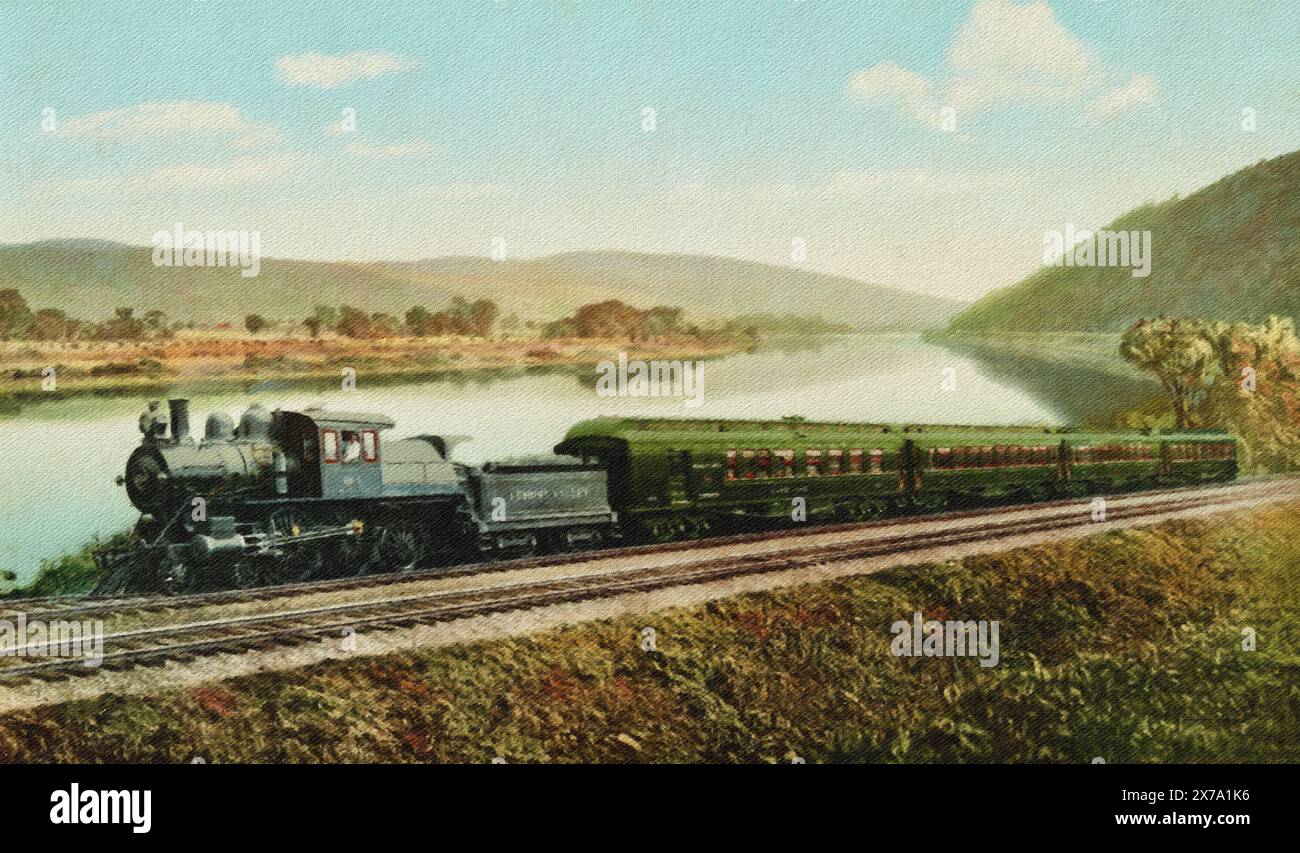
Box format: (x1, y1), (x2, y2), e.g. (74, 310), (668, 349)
(340, 431), (363, 464)
(322, 429), (339, 464)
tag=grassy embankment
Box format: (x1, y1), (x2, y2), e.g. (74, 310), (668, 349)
(1, 534), (130, 599)
(0, 331), (742, 404)
(1, 499), (1296, 763)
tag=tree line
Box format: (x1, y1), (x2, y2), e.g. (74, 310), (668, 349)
(294, 296), (501, 339)
(0, 290), (171, 341)
(1120, 315), (1300, 471)
(1, 287), (730, 345)
(541, 301), (731, 342)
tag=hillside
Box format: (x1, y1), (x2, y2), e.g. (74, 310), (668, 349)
(947, 150), (1300, 333)
(0, 241), (964, 330)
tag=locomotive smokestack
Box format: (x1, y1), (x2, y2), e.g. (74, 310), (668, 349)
(168, 398), (191, 442)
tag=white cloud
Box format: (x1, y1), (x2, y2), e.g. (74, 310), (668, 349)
(422, 183), (510, 201)
(668, 182), (706, 197)
(847, 62), (946, 129)
(848, 0), (1151, 129)
(848, 61), (933, 104)
(1081, 74), (1160, 123)
(827, 169), (1015, 195)
(276, 51), (420, 88)
(344, 138), (436, 159)
(945, 0), (1097, 111)
(746, 182), (809, 201)
(142, 154), (311, 189)
(51, 101), (281, 147)
(37, 153), (317, 195)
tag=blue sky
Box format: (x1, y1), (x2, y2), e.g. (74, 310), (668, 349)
(2, 0), (1297, 299)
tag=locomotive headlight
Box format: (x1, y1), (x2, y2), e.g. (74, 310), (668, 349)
(123, 446), (172, 512)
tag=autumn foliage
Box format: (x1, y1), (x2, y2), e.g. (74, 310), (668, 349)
(1121, 315), (1300, 470)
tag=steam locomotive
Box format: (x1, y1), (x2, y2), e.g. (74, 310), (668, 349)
(95, 399), (617, 594)
(94, 398), (1237, 595)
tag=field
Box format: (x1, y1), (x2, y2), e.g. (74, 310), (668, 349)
(1, 499), (1295, 763)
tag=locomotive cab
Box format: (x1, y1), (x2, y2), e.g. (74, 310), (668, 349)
(295, 409), (392, 499)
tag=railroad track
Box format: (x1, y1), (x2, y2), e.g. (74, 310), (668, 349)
(0, 479), (1288, 685)
(2, 476), (1280, 624)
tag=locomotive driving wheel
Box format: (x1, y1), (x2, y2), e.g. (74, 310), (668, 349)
(646, 517), (685, 542)
(371, 521), (428, 573)
(269, 509), (326, 584)
(319, 514), (369, 578)
(230, 560), (268, 590)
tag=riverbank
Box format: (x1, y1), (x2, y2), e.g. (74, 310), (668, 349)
(1, 499), (1294, 762)
(0, 331), (744, 406)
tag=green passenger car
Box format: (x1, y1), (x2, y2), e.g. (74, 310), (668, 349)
(555, 417), (1237, 540)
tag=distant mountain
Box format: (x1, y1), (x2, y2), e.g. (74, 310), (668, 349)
(0, 241), (964, 331)
(947, 150), (1300, 334)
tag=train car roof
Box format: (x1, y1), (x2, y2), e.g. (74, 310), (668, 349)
(559, 416), (1232, 451)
